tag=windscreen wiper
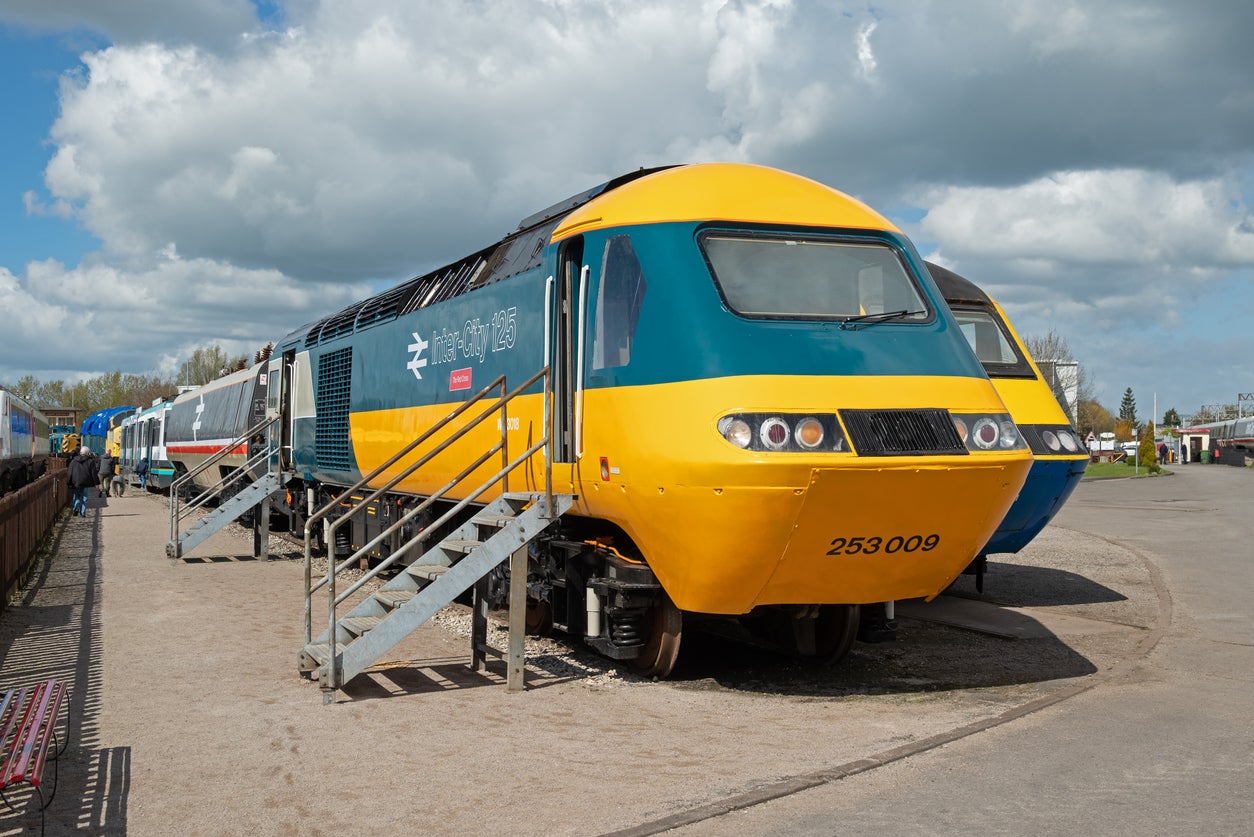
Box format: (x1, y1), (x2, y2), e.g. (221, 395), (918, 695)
(839, 309), (926, 331)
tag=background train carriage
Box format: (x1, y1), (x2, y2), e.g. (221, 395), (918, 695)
(118, 399), (177, 491)
(166, 365), (270, 496)
(1187, 416), (1254, 466)
(0, 387), (50, 495)
(927, 262), (1089, 587)
(80, 405), (136, 455)
(272, 162), (1035, 680)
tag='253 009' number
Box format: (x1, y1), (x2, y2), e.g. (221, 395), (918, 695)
(827, 534), (940, 556)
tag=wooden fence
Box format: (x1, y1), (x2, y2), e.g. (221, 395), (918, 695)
(0, 463), (68, 615)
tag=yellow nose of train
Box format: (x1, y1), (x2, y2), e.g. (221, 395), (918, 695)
(571, 373), (1031, 614)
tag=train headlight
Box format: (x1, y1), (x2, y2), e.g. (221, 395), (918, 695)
(955, 414), (1026, 452)
(999, 420), (1019, 449)
(719, 417), (753, 449)
(760, 417), (790, 450)
(972, 417), (1000, 449)
(1058, 430), (1079, 452)
(1041, 430), (1062, 452)
(717, 413), (848, 453)
(795, 417), (825, 449)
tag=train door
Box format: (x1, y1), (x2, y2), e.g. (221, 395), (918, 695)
(551, 236), (585, 466)
(277, 349), (296, 471)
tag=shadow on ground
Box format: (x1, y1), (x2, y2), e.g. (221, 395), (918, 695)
(0, 504), (130, 836)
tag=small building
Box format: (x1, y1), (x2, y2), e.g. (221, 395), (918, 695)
(43, 407), (79, 428)
(1176, 427), (1211, 464)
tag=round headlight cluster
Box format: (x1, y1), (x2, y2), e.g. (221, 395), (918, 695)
(1039, 427), (1084, 453)
(952, 414), (1026, 451)
(718, 413), (846, 453)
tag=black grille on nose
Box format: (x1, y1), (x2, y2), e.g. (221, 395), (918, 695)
(840, 408), (967, 456)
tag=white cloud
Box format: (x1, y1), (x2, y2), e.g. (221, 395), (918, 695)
(2, 248), (368, 379)
(920, 169), (1254, 274)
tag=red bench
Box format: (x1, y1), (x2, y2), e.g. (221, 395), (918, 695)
(0, 679), (68, 836)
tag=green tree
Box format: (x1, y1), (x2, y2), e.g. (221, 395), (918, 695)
(1118, 388), (1138, 429)
(1138, 420), (1161, 473)
(176, 345), (247, 386)
(1162, 407), (1181, 427)
(1077, 399), (1115, 437)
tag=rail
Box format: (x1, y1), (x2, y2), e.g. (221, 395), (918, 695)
(303, 366), (553, 690)
(167, 415), (280, 548)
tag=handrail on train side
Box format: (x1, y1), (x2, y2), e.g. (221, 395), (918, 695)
(168, 414), (280, 548)
(302, 366), (554, 691)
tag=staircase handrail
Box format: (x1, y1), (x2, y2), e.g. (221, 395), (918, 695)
(169, 414), (279, 547)
(303, 366), (552, 690)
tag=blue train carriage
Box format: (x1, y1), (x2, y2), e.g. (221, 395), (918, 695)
(165, 366), (270, 496)
(0, 388), (50, 495)
(275, 163), (1034, 675)
(80, 406), (136, 455)
(119, 399), (177, 491)
(928, 262), (1089, 585)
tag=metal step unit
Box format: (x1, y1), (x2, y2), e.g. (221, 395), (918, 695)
(166, 472), (286, 559)
(301, 491), (573, 699)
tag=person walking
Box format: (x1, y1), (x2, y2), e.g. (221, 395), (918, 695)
(67, 446), (96, 516)
(98, 450), (115, 498)
(137, 457), (150, 490)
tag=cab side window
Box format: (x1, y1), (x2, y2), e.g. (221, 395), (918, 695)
(593, 235), (647, 370)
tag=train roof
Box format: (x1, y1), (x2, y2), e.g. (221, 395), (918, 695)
(287, 166), (673, 351)
(552, 163), (899, 240)
(925, 261), (993, 307)
(80, 405), (137, 436)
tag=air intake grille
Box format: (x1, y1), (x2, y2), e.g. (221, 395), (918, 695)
(840, 408), (966, 456)
(315, 347), (353, 470)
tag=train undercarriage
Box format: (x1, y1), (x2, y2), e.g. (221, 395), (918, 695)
(263, 481), (894, 678)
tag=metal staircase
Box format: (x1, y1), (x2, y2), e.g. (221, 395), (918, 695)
(301, 367), (572, 702)
(167, 415), (287, 560)
(300, 491), (572, 689)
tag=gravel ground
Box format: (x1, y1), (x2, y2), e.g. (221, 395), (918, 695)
(0, 487), (1160, 836)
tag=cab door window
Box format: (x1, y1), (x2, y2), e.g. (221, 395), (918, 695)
(592, 235), (647, 371)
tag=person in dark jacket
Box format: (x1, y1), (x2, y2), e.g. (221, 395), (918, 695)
(98, 452), (115, 498)
(136, 457), (150, 490)
(67, 446), (97, 516)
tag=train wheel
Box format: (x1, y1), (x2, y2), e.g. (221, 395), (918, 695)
(801, 604), (860, 664)
(630, 591), (682, 678)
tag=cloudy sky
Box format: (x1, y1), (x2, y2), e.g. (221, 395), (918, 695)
(1, 0), (1251, 419)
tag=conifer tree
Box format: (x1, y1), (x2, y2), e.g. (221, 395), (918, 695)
(1138, 420), (1161, 473)
(1119, 388), (1138, 428)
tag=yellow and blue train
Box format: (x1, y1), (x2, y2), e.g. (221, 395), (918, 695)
(258, 163), (1034, 674)
(928, 262), (1088, 584)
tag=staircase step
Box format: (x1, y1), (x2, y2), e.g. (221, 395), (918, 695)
(471, 512), (516, 528)
(374, 589), (417, 608)
(407, 564), (450, 582)
(340, 616), (382, 636)
(304, 642), (332, 664)
(442, 539), (483, 554)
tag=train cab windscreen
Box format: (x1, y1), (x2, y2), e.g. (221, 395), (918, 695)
(950, 308), (1034, 378)
(700, 234), (931, 322)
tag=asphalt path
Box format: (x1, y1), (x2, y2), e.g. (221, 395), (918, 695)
(671, 464), (1254, 836)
